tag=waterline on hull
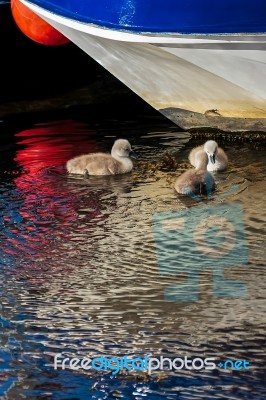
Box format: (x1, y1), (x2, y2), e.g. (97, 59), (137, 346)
(160, 107), (266, 132)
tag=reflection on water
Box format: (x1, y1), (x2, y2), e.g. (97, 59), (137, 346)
(0, 111), (265, 399)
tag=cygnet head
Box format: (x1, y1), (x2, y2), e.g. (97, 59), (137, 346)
(203, 140), (218, 164)
(111, 139), (137, 159)
(194, 150), (209, 170)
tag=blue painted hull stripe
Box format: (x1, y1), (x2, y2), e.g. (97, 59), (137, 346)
(26, 0), (266, 34)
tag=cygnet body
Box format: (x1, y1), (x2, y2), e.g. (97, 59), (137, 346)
(189, 140), (228, 171)
(175, 150), (215, 195)
(66, 139), (137, 176)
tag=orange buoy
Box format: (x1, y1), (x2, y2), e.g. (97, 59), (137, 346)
(11, 0), (70, 46)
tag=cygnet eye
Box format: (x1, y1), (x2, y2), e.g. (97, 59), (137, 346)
(124, 147), (130, 152)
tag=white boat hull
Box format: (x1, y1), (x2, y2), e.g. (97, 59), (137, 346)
(21, 2), (266, 132)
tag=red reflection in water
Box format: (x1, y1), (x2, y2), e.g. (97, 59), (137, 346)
(4, 119), (103, 280)
(15, 119), (97, 171)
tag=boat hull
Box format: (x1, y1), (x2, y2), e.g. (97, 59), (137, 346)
(18, 0), (266, 34)
(21, 1), (266, 132)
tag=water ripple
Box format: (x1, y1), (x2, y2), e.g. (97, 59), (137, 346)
(0, 118), (265, 399)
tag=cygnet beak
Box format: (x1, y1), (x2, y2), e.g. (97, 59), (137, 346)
(129, 150), (138, 159)
(210, 154), (215, 164)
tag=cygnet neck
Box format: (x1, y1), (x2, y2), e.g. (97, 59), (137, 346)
(111, 150), (127, 161)
(112, 150), (133, 172)
(195, 150), (208, 170)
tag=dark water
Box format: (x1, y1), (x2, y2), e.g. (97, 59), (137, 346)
(0, 106), (265, 400)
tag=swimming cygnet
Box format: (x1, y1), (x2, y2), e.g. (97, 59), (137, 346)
(189, 140), (228, 171)
(175, 150), (215, 195)
(66, 139), (137, 176)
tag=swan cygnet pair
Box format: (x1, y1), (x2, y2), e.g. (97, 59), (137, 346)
(189, 140), (228, 172)
(66, 139), (137, 176)
(175, 150), (215, 195)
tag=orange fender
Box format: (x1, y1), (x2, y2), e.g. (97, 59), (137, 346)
(11, 0), (70, 46)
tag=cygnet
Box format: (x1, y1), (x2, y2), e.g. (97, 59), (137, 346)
(189, 140), (228, 171)
(175, 150), (215, 195)
(66, 139), (137, 176)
